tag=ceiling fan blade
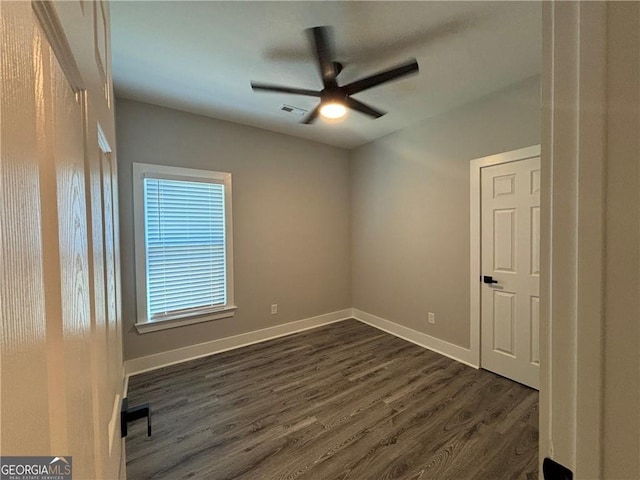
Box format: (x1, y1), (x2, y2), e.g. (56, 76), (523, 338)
(251, 82), (321, 97)
(307, 26), (337, 87)
(343, 59), (419, 95)
(301, 104), (321, 124)
(345, 97), (386, 119)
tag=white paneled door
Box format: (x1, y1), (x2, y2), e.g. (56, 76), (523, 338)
(481, 157), (540, 389)
(1, 2), (124, 478)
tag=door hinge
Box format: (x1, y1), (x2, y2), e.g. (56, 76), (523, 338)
(543, 458), (573, 480)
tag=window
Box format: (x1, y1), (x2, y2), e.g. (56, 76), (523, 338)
(133, 163), (235, 333)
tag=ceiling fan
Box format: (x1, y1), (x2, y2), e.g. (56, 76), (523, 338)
(251, 26), (419, 124)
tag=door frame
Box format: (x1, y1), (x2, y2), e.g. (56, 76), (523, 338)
(469, 144), (541, 368)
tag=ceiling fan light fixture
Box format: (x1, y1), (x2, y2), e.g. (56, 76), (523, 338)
(319, 102), (347, 119)
(251, 26), (419, 124)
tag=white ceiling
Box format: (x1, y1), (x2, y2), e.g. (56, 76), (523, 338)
(111, 1), (541, 149)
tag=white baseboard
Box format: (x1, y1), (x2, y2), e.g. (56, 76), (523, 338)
(352, 309), (479, 368)
(124, 308), (353, 377)
(125, 307), (478, 380)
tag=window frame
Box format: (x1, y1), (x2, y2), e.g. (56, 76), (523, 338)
(132, 162), (235, 333)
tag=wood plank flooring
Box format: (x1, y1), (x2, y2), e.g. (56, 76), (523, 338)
(126, 320), (538, 480)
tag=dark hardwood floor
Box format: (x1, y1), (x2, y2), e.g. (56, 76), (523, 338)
(126, 320), (538, 480)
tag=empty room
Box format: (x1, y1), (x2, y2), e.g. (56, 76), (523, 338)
(1, 2), (638, 480)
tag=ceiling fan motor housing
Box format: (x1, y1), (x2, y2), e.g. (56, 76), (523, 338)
(322, 89), (348, 105)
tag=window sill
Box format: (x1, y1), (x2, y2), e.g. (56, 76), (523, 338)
(134, 306), (237, 334)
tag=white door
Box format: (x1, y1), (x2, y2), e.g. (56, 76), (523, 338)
(480, 157), (540, 389)
(1, 2), (124, 478)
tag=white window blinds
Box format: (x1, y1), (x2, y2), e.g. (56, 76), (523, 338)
(143, 177), (226, 319)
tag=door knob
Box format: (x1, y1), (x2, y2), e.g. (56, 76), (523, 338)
(483, 275), (498, 284)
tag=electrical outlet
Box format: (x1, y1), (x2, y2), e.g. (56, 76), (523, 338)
(428, 312), (435, 324)
(271, 304), (278, 315)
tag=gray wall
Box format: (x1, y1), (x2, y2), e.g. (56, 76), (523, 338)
(116, 99), (351, 360)
(350, 76), (541, 348)
(117, 76), (541, 361)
